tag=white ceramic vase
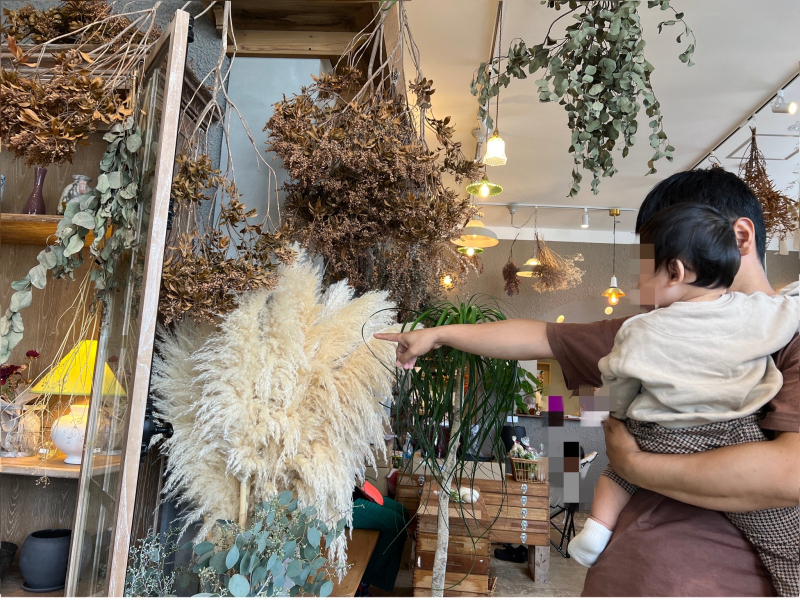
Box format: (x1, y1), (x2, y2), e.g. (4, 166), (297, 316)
(50, 405), (89, 464)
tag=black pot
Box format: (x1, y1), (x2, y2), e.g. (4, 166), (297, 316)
(19, 529), (71, 592)
(500, 425), (526, 453)
(0, 541), (18, 579)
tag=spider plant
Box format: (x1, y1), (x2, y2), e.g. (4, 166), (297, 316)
(394, 296), (534, 596)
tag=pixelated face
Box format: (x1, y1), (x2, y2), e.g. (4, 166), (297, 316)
(636, 243), (673, 308)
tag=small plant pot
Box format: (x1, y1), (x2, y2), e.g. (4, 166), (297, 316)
(0, 541), (18, 579)
(19, 529), (71, 592)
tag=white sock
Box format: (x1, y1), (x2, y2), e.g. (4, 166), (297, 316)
(568, 517), (613, 568)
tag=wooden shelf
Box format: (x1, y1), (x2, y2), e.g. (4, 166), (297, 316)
(0, 453), (120, 479)
(0, 213), (95, 246)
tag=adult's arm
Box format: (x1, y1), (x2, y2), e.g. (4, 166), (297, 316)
(605, 418), (800, 512)
(373, 319), (553, 367)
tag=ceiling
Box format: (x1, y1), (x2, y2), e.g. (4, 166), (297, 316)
(404, 0), (800, 240)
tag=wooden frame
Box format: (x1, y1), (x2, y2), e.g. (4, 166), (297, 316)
(62, 10), (190, 597)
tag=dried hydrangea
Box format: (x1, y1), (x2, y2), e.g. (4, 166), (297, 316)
(267, 67), (482, 312)
(502, 260), (521, 296)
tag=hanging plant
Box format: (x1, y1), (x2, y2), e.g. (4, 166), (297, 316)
(0, 1), (159, 166)
(502, 260), (521, 296)
(738, 127), (798, 245)
(471, 0), (695, 196)
(267, 4), (482, 313)
(160, 154), (292, 325)
(530, 232), (585, 292)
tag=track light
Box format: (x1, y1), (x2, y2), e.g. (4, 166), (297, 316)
(581, 208), (590, 229)
(772, 90), (798, 115)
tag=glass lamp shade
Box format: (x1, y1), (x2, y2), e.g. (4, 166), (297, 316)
(483, 132), (507, 166)
(451, 219), (499, 249)
(465, 176), (503, 198)
(457, 246), (484, 256)
(516, 256), (541, 278)
(601, 276), (626, 306)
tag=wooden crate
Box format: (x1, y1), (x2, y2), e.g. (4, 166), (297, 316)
(412, 570), (491, 596)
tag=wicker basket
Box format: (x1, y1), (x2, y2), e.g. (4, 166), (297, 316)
(509, 454), (542, 482)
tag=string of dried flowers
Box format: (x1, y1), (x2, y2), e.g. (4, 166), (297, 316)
(529, 231), (584, 293)
(0, 1), (160, 166)
(738, 127), (798, 244)
(159, 154), (293, 324)
(267, 4), (482, 312)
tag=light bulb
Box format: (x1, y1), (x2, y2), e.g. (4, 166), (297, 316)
(442, 275), (453, 286)
(466, 247), (475, 257)
(790, 102), (798, 115)
(605, 306), (614, 315)
(608, 294), (620, 306)
(479, 183), (490, 197)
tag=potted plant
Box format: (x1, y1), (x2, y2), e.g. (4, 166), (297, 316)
(394, 297), (527, 596)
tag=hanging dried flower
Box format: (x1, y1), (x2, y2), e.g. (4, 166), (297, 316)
(529, 233), (584, 293)
(738, 127), (798, 243)
(159, 154), (292, 324)
(267, 25), (482, 312)
(502, 260), (520, 296)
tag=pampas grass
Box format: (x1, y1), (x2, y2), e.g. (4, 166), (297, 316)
(151, 250), (399, 568)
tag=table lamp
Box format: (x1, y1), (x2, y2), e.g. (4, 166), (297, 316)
(30, 340), (126, 464)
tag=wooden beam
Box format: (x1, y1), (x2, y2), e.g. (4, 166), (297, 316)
(227, 30), (368, 58)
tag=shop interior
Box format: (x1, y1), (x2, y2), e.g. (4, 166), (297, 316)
(0, 0), (797, 597)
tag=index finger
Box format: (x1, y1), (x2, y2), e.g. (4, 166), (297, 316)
(373, 332), (401, 342)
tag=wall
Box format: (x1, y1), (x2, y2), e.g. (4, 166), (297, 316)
(767, 251), (799, 292)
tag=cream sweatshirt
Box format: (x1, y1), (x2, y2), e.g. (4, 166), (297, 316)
(599, 286), (800, 428)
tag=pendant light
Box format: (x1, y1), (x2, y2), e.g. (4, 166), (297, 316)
(581, 208), (590, 228)
(465, 174), (503, 198)
(602, 209), (626, 306)
(482, 4), (507, 167)
(451, 219), (499, 255)
(517, 209), (542, 277)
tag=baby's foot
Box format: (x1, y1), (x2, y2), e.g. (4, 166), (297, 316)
(568, 517), (613, 568)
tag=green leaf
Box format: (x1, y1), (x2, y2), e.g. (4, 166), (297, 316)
(209, 550), (228, 574)
(228, 574), (251, 597)
(63, 233), (84, 257)
(286, 559), (303, 579)
(107, 171), (122, 189)
(278, 490), (293, 506)
(226, 544), (240, 570)
(320, 580), (333, 597)
(9, 290), (32, 313)
(10, 276), (31, 292)
(36, 248), (56, 270)
(27, 264), (47, 289)
(240, 550), (253, 575)
(95, 173), (110, 193)
(307, 527), (321, 549)
(252, 565), (268, 587)
(126, 134), (142, 153)
(283, 540), (297, 556)
(71, 211), (96, 229)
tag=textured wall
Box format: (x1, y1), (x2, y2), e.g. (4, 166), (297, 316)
(767, 251), (800, 292)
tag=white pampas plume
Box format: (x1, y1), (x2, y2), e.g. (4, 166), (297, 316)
(151, 249), (399, 568)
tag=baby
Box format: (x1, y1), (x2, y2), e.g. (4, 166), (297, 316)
(567, 203), (800, 597)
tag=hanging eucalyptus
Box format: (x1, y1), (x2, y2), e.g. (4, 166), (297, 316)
(0, 117), (143, 363)
(471, 0), (695, 196)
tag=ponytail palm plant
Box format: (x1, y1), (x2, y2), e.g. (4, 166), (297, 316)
(394, 297), (537, 596)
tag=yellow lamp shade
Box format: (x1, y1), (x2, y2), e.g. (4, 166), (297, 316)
(31, 340), (126, 397)
(601, 277), (625, 306)
(450, 220), (499, 249)
(483, 132), (507, 166)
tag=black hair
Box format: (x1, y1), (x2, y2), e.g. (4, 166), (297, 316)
(635, 168), (766, 261)
(638, 203), (740, 289)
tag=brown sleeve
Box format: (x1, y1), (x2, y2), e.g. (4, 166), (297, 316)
(545, 317), (628, 390)
(761, 334), (800, 433)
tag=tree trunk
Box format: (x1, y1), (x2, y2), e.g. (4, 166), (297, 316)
(430, 368), (463, 597)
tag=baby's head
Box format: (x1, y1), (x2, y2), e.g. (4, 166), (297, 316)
(637, 203), (740, 308)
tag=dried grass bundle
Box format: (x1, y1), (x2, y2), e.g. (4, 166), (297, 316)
(530, 233), (584, 293)
(738, 127), (798, 243)
(502, 260), (520, 296)
(151, 250), (401, 568)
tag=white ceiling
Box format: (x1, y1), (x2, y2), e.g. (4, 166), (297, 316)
(405, 0), (800, 240)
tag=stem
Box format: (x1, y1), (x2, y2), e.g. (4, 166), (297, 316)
(430, 365), (463, 597)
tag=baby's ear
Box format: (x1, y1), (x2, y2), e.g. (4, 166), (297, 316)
(667, 258), (686, 285)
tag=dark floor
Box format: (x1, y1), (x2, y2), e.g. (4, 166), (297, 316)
(374, 511), (590, 597)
